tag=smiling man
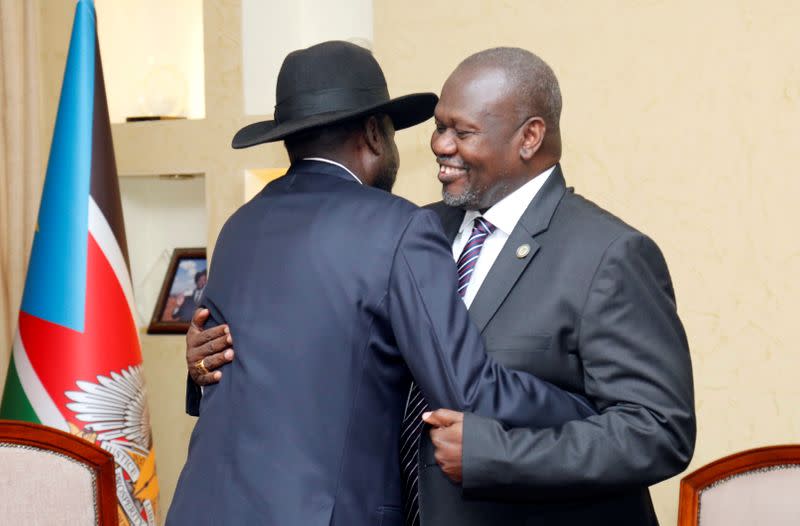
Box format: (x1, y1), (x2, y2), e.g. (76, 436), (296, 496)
(414, 48), (695, 526)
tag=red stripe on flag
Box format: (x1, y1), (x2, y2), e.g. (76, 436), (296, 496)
(20, 233), (142, 426)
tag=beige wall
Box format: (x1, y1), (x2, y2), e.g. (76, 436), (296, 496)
(375, 0), (800, 524)
(12, 0), (800, 524)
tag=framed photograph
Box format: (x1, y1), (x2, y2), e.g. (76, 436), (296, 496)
(147, 247), (207, 334)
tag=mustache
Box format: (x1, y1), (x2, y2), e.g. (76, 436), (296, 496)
(436, 156), (467, 169)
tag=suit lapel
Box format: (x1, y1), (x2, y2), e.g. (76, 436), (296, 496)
(468, 165), (568, 332)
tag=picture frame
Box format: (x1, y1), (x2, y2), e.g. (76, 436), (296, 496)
(147, 247), (207, 334)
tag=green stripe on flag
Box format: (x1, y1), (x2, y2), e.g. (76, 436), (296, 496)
(0, 355), (41, 423)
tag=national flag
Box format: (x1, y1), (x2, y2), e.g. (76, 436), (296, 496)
(0, 1), (159, 524)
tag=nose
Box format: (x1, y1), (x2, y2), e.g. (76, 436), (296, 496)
(431, 128), (456, 157)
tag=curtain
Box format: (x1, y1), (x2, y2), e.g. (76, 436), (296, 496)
(0, 0), (44, 391)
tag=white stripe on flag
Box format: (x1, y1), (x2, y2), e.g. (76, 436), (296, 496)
(88, 197), (137, 322)
(12, 331), (69, 431)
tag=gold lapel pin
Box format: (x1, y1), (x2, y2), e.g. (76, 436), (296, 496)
(516, 244), (531, 259)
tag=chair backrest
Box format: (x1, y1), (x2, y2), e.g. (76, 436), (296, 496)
(0, 420), (117, 526)
(678, 444), (800, 526)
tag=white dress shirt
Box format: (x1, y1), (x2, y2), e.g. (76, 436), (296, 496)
(451, 166), (555, 308)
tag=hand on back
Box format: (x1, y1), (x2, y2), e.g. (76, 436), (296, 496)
(186, 308), (234, 386)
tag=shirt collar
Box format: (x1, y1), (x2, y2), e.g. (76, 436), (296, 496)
(302, 157), (363, 184)
(458, 165), (556, 236)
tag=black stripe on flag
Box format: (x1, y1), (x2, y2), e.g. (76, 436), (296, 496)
(89, 34), (131, 273)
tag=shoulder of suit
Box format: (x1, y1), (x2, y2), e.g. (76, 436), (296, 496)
(551, 191), (671, 276)
(558, 189), (636, 232)
(556, 189), (651, 243)
(422, 200), (447, 212)
(422, 200), (461, 223)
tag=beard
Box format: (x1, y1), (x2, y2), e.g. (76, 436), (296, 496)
(374, 121), (399, 192)
(373, 159), (397, 192)
(442, 186), (479, 208)
(441, 177), (511, 211)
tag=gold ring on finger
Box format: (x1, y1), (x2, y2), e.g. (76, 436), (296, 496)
(195, 358), (209, 375)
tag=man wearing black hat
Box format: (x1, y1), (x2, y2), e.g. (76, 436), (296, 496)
(166, 41), (594, 526)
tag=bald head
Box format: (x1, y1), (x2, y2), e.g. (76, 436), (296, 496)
(458, 47), (562, 137)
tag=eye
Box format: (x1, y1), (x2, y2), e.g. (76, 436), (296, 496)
(434, 123), (446, 134)
(455, 129), (474, 139)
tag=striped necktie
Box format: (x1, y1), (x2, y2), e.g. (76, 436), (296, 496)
(400, 216), (497, 526)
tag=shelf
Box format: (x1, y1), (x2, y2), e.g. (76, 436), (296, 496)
(95, 0), (206, 123)
(119, 173), (207, 327)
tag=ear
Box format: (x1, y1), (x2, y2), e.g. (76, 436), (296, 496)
(363, 115), (384, 156)
(519, 117), (546, 161)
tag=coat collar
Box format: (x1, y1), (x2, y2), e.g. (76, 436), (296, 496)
(289, 158), (364, 184)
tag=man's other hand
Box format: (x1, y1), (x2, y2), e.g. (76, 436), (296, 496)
(423, 409), (464, 483)
(187, 308), (234, 386)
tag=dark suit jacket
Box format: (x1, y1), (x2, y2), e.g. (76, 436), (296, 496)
(170, 160), (594, 526)
(418, 165), (695, 526)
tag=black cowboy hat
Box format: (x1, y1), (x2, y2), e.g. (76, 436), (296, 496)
(232, 41), (438, 148)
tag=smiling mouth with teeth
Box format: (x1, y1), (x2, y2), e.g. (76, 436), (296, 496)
(439, 165), (468, 177)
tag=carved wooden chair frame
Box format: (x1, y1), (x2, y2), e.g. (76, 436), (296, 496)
(678, 444), (800, 525)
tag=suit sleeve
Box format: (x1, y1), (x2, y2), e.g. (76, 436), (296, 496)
(461, 232), (696, 498)
(387, 209), (596, 427)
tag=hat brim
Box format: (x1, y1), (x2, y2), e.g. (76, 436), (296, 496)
(232, 92), (438, 149)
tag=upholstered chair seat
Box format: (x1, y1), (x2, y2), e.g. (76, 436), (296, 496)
(0, 420), (117, 525)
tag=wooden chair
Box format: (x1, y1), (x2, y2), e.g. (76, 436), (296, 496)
(0, 420), (118, 525)
(678, 444), (800, 525)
